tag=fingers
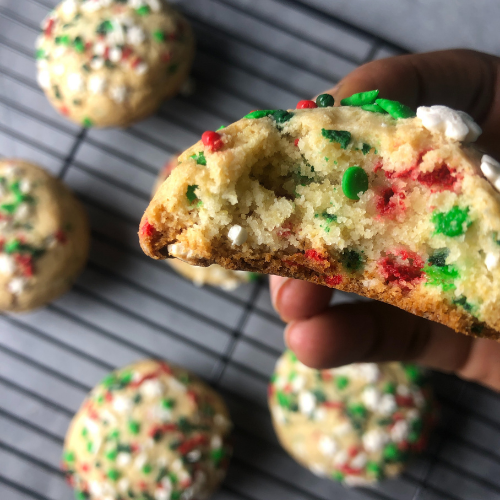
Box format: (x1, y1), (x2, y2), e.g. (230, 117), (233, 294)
(285, 300), (473, 373)
(270, 275), (333, 322)
(327, 49), (500, 157)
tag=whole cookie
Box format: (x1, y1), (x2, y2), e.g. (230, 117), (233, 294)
(62, 359), (233, 500)
(36, 0), (195, 128)
(269, 351), (435, 486)
(0, 159), (89, 312)
(154, 157), (259, 290)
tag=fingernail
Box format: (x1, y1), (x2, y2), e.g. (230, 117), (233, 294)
(283, 322), (295, 349)
(271, 276), (290, 313)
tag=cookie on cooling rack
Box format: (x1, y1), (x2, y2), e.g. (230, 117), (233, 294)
(153, 156), (259, 290)
(268, 350), (435, 486)
(0, 159), (89, 312)
(36, 0), (195, 128)
(62, 359), (233, 500)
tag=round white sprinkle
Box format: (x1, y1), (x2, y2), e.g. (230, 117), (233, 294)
(146, 0), (162, 12)
(67, 73), (85, 93)
(37, 70), (51, 90)
(88, 75), (107, 94)
(15, 203), (31, 221)
(378, 394), (397, 416)
(228, 225), (248, 245)
(52, 64), (65, 76)
(89, 481), (104, 497)
(298, 391), (316, 415)
(397, 384), (411, 397)
(109, 46), (122, 63)
(486, 253), (500, 272)
(90, 57), (105, 70)
(416, 105), (481, 143)
(318, 435), (337, 457)
(211, 435), (222, 449)
(110, 85), (127, 103)
(108, 20), (125, 46)
(94, 41), (106, 57)
(141, 379), (163, 398)
(363, 428), (388, 452)
(134, 62), (149, 76)
(186, 449), (201, 461)
(112, 395), (133, 414)
(127, 26), (146, 46)
(61, 0), (78, 16)
(53, 46), (67, 59)
(291, 374), (306, 391)
(362, 386), (380, 411)
(8, 277), (28, 295)
(333, 449), (348, 467)
(359, 363), (380, 383)
(350, 452), (367, 469)
(134, 453), (148, 470)
(117, 478), (130, 493)
(116, 452), (131, 468)
(0, 255), (16, 276)
(391, 420), (409, 443)
(155, 489), (170, 500)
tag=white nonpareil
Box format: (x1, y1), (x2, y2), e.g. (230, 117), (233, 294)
(350, 452), (367, 469)
(88, 75), (107, 94)
(485, 253), (500, 272)
(0, 254), (16, 276)
(228, 225), (247, 245)
(61, 0), (78, 16)
(362, 386), (380, 411)
(390, 420), (409, 442)
(110, 86), (127, 103)
(116, 452), (131, 468)
(37, 70), (51, 90)
(378, 393), (397, 416)
(416, 105), (482, 143)
(67, 73), (85, 93)
(117, 477), (130, 493)
(298, 391), (316, 415)
(318, 435), (337, 457)
(112, 395), (133, 414)
(362, 428), (389, 452)
(127, 26), (146, 46)
(140, 379), (163, 398)
(480, 154), (500, 193)
(8, 277), (28, 295)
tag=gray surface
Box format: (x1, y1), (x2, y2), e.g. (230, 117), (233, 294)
(1, 1), (500, 500)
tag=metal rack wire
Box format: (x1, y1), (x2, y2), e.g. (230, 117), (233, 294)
(1, 1), (500, 499)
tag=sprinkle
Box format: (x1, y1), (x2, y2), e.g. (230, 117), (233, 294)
(108, 47), (122, 63)
(321, 129), (351, 149)
(201, 131), (223, 152)
(341, 90), (379, 106)
(37, 71), (51, 89)
(136, 5), (150, 15)
(127, 25), (146, 46)
(342, 166), (369, 201)
(141, 379), (163, 398)
(107, 469), (120, 481)
(146, 0), (162, 11)
(67, 73), (85, 93)
(153, 29), (166, 42)
(298, 391), (316, 415)
(316, 93), (334, 107)
(88, 75), (106, 94)
(480, 154), (500, 192)
(362, 428), (388, 452)
(82, 117), (93, 128)
(375, 98), (415, 119)
(110, 85), (127, 103)
(0, 254), (16, 276)
(93, 41), (106, 56)
(190, 151), (206, 166)
(318, 435), (337, 457)
(61, 0), (78, 16)
(432, 206), (471, 237)
(244, 109), (276, 119)
(134, 61), (148, 75)
(90, 56), (105, 70)
(73, 36), (85, 53)
(361, 103), (387, 114)
(378, 394), (397, 416)
(128, 420), (141, 434)
(186, 185), (199, 204)
(8, 277), (28, 295)
(296, 100), (317, 109)
(116, 452), (131, 468)
(228, 225), (248, 246)
(53, 64), (65, 76)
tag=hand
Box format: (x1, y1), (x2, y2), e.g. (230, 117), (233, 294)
(270, 49), (500, 391)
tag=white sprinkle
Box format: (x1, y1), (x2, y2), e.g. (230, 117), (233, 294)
(146, 0), (162, 12)
(350, 452), (367, 469)
(171, 458), (183, 472)
(485, 253), (499, 272)
(271, 405), (286, 424)
(0, 255), (16, 276)
(84, 418), (101, 436)
(363, 428), (388, 452)
(127, 26), (146, 46)
(391, 420), (409, 443)
(397, 384), (410, 397)
(332, 421), (351, 436)
(481, 154), (500, 193)
(81, 0), (104, 12)
(318, 435), (337, 457)
(117, 478), (130, 493)
(53, 64), (65, 76)
(211, 435), (222, 449)
(141, 379), (163, 398)
(88, 75), (107, 94)
(417, 105), (482, 142)
(228, 225), (248, 245)
(90, 57), (105, 70)
(67, 73), (85, 93)
(333, 449), (348, 467)
(89, 481), (104, 497)
(61, 0), (78, 16)
(134, 453), (148, 470)
(37, 59), (48, 70)
(155, 489), (170, 500)
(313, 407), (326, 421)
(161, 476), (172, 491)
(37, 70), (51, 89)
(94, 41), (106, 57)
(53, 46), (67, 59)
(15, 203), (31, 221)
(112, 395), (133, 414)
(186, 449), (201, 461)
(100, 409), (116, 425)
(362, 386), (380, 411)
(298, 391), (316, 415)
(134, 62), (149, 75)
(116, 452), (131, 468)
(108, 20), (125, 46)
(129, 0), (146, 7)
(109, 46), (122, 63)
(378, 394), (397, 416)
(110, 85), (127, 103)
(291, 374), (306, 391)
(8, 277), (28, 295)
(309, 463), (327, 477)
(358, 363), (380, 383)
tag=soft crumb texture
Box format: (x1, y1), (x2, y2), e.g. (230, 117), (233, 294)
(269, 351), (435, 486)
(153, 156), (258, 290)
(62, 359), (233, 500)
(139, 104), (500, 339)
(36, 0), (195, 128)
(0, 159), (89, 312)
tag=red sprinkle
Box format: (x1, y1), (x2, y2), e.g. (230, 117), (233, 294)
(44, 18), (55, 37)
(55, 229), (67, 244)
(201, 131), (223, 152)
(121, 46), (133, 60)
(104, 391), (113, 403)
(60, 106), (70, 116)
(296, 100), (318, 109)
(325, 275), (343, 286)
(140, 220), (156, 238)
(177, 435), (208, 455)
(81, 463), (90, 473)
(339, 465), (363, 476)
(305, 249), (327, 262)
(417, 163), (457, 190)
(377, 248), (424, 288)
(322, 400), (343, 409)
(294, 138), (300, 147)
(14, 255), (33, 277)
(373, 160), (384, 173)
(376, 188), (405, 218)
(395, 395), (414, 407)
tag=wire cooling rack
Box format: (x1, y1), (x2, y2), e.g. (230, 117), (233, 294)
(1, 1), (500, 499)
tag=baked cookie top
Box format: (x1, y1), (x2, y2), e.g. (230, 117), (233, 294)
(269, 351), (435, 486)
(0, 159), (89, 311)
(139, 93), (500, 339)
(36, 0), (194, 127)
(63, 359), (232, 500)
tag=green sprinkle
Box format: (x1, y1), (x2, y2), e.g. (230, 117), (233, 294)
(244, 109), (276, 119)
(341, 90), (379, 107)
(342, 166), (369, 201)
(63, 451), (75, 463)
(348, 403), (367, 419)
(186, 185), (199, 203)
(76, 490), (90, 500)
(366, 461), (383, 480)
(340, 249), (363, 272)
(404, 364), (422, 384)
(142, 464), (153, 474)
(272, 109), (294, 125)
(210, 447), (225, 467)
(321, 129), (351, 149)
(383, 443), (402, 462)
(152, 29), (165, 42)
(190, 151), (206, 166)
(73, 36), (85, 53)
(108, 429), (120, 441)
(311, 389), (326, 403)
(453, 295), (473, 313)
(119, 371), (133, 386)
(331, 470), (345, 481)
(375, 98), (416, 119)
(35, 48), (45, 60)
(162, 398), (176, 409)
(105, 449), (117, 461)
(171, 492), (182, 500)
(136, 5), (150, 15)
(86, 441), (93, 453)
(276, 391), (298, 411)
(428, 248), (450, 267)
(316, 93), (335, 107)
(361, 103), (387, 114)
(82, 117), (93, 128)
(0, 203), (17, 214)
(96, 19), (113, 35)
(216, 125), (226, 131)
(128, 420), (141, 435)
(383, 382), (396, 394)
(248, 272), (260, 282)
(335, 375), (349, 390)
(56, 34), (70, 46)
(361, 143), (372, 155)
(432, 206), (471, 237)
(107, 469), (120, 481)
(4, 240), (20, 253)
(424, 264), (459, 291)
(288, 350), (298, 362)
(81, 427), (88, 438)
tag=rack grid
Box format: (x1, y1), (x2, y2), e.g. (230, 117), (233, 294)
(1, 1), (500, 499)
